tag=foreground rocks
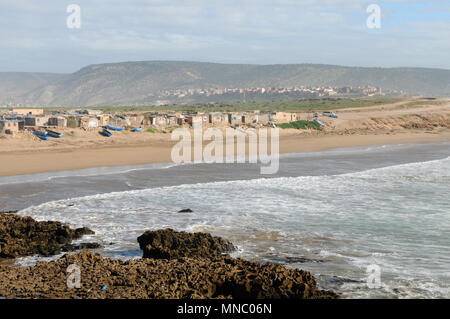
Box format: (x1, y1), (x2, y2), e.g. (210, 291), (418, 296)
(138, 229), (235, 260)
(0, 212), (96, 258)
(0, 251), (338, 299)
(0, 227), (338, 299)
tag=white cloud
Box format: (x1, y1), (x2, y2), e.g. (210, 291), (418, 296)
(0, 0), (448, 72)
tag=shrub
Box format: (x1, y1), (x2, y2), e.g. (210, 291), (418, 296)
(276, 120), (321, 130)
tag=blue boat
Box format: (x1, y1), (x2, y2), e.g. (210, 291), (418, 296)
(105, 125), (123, 131)
(33, 131), (49, 140)
(33, 131), (48, 137)
(131, 128), (142, 132)
(313, 119), (325, 126)
(100, 129), (112, 137)
(46, 130), (63, 138)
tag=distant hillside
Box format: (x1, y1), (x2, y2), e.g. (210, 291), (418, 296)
(1, 61), (449, 107)
(0, 72), (66, 104)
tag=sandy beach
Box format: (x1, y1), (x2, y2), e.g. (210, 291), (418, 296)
(2, 99), (450, 299)
(1, 130), (450, 177)
(1, 98), (449, 177)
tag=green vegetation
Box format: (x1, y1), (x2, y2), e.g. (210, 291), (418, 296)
(276, 120), (322, 130)
(163, 126), (178, 133)
(49, 97), (404, 113)
(393, 99), (444, 110)
(145, 126), (178, 134)
(220, 98), (402, 112)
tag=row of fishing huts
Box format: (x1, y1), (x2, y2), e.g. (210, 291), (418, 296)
(0, 108), (302, 134)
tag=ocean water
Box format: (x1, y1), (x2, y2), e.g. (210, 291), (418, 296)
(2, 142), (450, 298)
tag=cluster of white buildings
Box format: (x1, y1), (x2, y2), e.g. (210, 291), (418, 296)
(153, 86), (384, 100)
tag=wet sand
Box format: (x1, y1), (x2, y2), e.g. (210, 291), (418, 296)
(1, 130), (449, 177)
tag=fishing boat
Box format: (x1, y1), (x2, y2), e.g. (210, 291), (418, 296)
(37, 135), (49, 140)
(33, 130), (47, 137)
(33, 131), (49, 140)
(46, 129), (63, 138)
(131, 127), (142, 132)
(313, 119), (325, 126)
(105, 125), (123, 131)
(100, 128), (112, 137)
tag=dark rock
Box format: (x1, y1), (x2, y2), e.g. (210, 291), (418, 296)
(177, 209), (193, 213)
(267, 255), (325, 264)
(137, 228), (235, 260)
(207, 255), (338, 299)
(61, 242), (103, 252)
(79, 242), (102, 249)
(75, 227), (95, 237)
(0, 250), (339, 299)
(318, 275), (362, 285)
(0, 219), (339, 299)
(134, 229), (338, 299)
(0, 212), (95, 259)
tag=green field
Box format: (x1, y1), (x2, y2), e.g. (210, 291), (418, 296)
(44, 97), (404, 113)
(276, 120), (322, 130)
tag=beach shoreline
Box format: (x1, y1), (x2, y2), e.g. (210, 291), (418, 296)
(1, 129), (450, 177)
(3, 142), (449, 299)
(2, 98), (449, 177)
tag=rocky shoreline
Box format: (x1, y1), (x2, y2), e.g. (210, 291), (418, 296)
(0, 211), (98, 258)
(0, 212), (339, 299)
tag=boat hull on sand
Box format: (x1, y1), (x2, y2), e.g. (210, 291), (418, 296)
(100, 129), (112, 137)
(106, 125), (123, 131)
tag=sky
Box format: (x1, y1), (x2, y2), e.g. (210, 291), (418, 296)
(0, 0), (449, 73)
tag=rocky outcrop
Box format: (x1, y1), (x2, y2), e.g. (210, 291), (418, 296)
(0, 251), (338, 299)
(0, 222), (339, 299)
(137, 228), (235, 260)
(0, 212), (96, 258)
(61, 243), (103, 252)
(177, 209), (193, 213)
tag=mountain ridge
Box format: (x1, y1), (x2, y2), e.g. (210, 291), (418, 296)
(1, 61), (449, 107)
